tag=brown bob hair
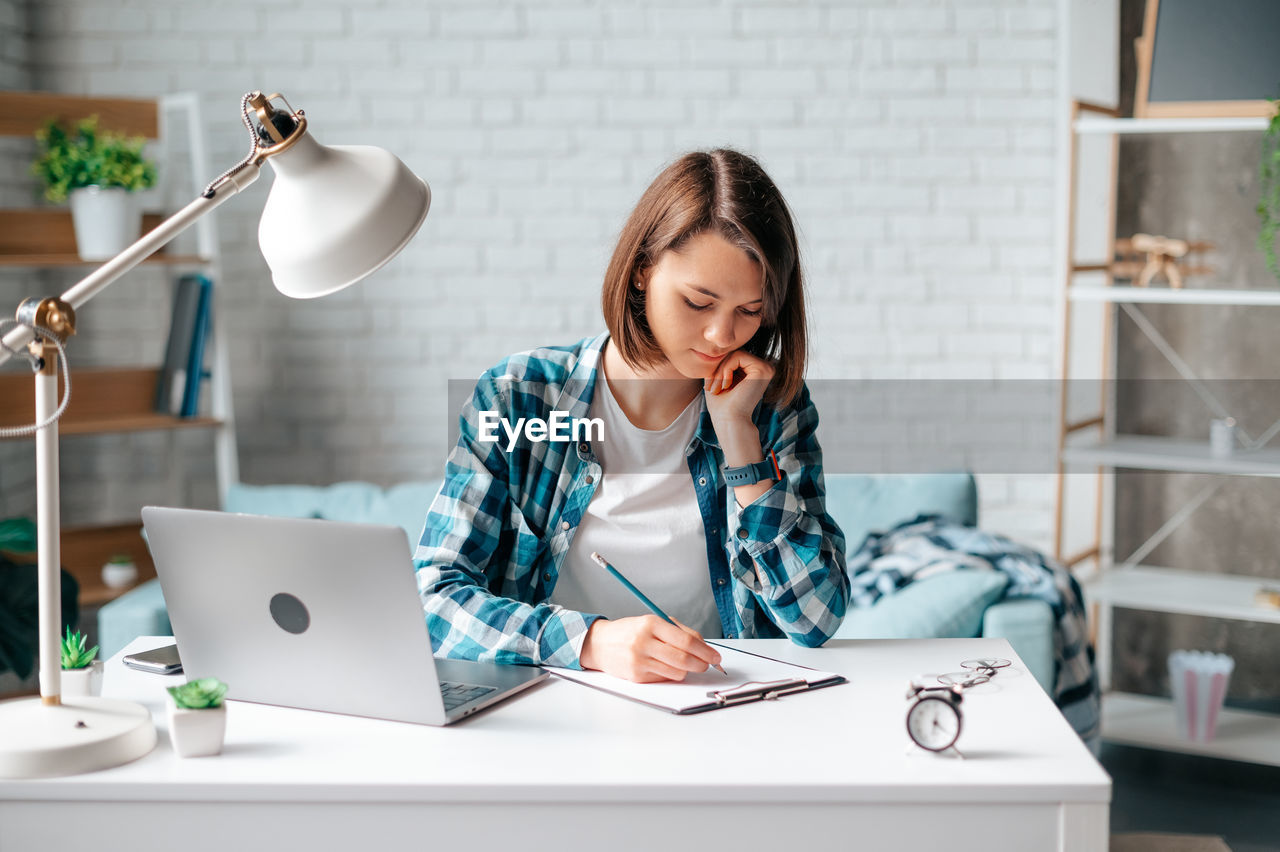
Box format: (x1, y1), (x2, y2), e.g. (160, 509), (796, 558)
(601, 149), (806, 407)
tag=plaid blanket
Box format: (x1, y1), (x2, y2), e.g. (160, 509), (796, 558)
(846, 515), (1100, 743)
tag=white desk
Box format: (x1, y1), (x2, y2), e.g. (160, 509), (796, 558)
(1, 637), (1109, 852)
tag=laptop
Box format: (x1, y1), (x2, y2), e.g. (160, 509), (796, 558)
(140, 506), (548, 725)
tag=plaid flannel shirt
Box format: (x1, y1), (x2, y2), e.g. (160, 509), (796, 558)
(413, 331), (849, 669)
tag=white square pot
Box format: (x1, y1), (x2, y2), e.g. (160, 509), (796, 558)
(167, 702), (227, 758)
(59, 661), (103, 697)
(68, 185), (142, 260)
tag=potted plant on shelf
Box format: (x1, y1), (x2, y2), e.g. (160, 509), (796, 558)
(59, 626), (102, 697)
(166, 677), (229, 758)
(100, 552), (138, 589)
(30, 115), (157, 261)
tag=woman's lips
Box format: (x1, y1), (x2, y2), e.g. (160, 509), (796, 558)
(692, 349), (725, 362)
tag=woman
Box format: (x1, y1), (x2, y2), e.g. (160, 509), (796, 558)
(415, 149), (848, 683)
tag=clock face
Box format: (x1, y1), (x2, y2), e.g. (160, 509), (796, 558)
(906, 694), (961, 752)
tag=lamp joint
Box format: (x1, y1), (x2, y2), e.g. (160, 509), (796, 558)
(17, 297), (76, 343)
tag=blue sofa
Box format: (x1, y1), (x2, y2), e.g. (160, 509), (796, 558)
(99, 474), (1054, 691)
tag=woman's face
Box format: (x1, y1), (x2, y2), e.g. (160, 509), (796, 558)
(640, 231), (765, 380)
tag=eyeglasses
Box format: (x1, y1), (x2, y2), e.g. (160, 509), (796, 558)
(934, 657), (1011, 690)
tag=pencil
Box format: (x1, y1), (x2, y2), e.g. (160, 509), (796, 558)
(589, 551), (728, 676)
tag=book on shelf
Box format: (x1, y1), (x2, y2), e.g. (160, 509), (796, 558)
(154, 273), (213, 418)
(154, 275), (202, 416)
(180, 275), (213, 418)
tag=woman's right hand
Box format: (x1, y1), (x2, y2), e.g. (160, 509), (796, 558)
(579, 616), (723, 682)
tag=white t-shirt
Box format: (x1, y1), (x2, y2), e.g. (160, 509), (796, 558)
(551, 371), (722, 642)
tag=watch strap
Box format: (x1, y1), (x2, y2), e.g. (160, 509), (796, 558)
(723, 450), (782, 486)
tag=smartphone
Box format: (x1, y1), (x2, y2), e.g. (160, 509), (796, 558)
(122, 643), (183, 675)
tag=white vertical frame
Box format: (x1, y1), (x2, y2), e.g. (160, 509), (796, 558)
(159, 92), (239, 505)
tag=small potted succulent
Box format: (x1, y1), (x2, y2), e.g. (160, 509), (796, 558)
(100, 552), (138, 589)
(59, 626), (102, 697)
(166, 677), (229, 758)
(30, 115), (157, 260)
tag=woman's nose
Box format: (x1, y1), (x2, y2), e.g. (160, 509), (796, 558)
(705, 314), (736, 348)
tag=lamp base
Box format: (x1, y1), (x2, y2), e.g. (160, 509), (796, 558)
(0, 695), (156, 778)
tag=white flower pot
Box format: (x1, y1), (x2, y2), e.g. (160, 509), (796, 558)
(60, 661), (104, 697)
(167, 702), (227, 758)
(68, 185), (141, 260)
(101, 559), (138, 589)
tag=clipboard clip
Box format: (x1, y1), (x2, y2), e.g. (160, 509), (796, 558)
(707, 677), (809, 706)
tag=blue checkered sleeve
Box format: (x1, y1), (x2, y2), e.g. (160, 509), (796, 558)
(723, 385), (849, 646)
(413, 369), (600, 669)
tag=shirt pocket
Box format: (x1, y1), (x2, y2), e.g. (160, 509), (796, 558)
(496, 506), (548, 597)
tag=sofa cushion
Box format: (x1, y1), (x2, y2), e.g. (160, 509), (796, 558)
(823, 473), (977, 556)
(224, 479), (442, 546)
(833, 569), (1009, 640)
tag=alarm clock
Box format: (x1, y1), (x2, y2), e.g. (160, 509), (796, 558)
(905, 683), (963, 753)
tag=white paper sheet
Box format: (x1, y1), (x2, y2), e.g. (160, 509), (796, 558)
(550, 643), (845, 713)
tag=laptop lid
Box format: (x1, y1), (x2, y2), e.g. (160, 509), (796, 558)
(140, 507), (544, 726)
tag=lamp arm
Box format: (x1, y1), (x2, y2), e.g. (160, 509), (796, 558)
(0, 163), (262, 368)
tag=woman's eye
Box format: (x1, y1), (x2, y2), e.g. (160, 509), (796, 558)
(684, 299), (712, 311)
(739, 308), (763, 318)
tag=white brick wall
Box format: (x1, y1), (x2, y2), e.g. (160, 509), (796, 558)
(4, 0), (1063, 551)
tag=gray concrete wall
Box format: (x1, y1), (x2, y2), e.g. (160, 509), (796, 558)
(1110, 0), (1280, 711)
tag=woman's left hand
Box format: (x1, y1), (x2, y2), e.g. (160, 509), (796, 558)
(703, 349), (775, 425)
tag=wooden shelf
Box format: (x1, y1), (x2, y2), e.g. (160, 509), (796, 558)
(0, 253), (209, 268)
(1075, 115), (1268, 135)
(59, 521), (157, 607)
(1066, 286), (1280, 306)
(1103, 692), (1280, 767)
(1062, 434), (1280, 476)
(1086, 566), (1280, 625)
(0, 91), (158, 138)
(0, 210), (210, 268)
(0, 367), (221, 439)
(4, 522), (159, 608)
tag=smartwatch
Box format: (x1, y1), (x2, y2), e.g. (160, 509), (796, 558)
(722, 451), (782, 486)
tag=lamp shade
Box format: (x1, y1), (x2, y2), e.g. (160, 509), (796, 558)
(257, 131), (430, 299)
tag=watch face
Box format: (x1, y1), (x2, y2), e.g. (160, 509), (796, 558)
(906, 695), (962, 752)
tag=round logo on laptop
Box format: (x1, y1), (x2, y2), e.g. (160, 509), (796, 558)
(269, 592), (310, 634)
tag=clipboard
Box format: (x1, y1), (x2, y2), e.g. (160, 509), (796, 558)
(551, 642), (847, 715)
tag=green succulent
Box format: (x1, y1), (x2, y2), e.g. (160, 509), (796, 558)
(167, 677), (229, 710)
(30, 115), (157, 203)
(60, 626), (99, 670)
(1258, 95), (1280, 280)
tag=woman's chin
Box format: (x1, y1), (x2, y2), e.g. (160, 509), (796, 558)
(675, 361), (716, 381)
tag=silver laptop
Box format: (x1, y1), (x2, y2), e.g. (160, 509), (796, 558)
(140, 506), (548, 725)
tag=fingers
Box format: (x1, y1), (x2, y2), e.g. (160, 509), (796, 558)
(704, 351), (775, 396)
(652, 618), (723, 672)
(581, 616), (723, 683)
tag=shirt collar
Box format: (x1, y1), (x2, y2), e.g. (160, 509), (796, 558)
(552, 330), (609, 421)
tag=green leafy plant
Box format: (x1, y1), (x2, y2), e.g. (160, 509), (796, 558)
(167, 677), (229, 710)
(30, 115), (157, 203)
(60, 626), (99, 670)
(1257, 95), (1280, 280)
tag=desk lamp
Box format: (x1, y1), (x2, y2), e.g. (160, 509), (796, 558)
(0, 91), (430, 778)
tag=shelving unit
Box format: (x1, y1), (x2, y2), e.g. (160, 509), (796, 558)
(0, 91), (237, 611)
(1102, 693), (1280, 767)
(1054, 101), (1280, 765)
